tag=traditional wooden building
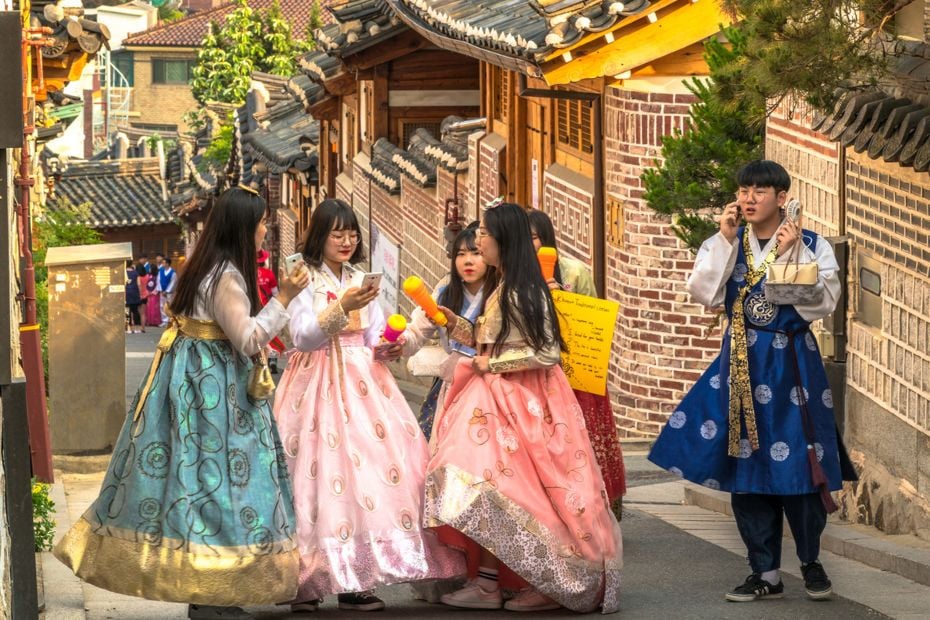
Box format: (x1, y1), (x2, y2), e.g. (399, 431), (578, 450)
(381, 0), (732, 436)
(285, 0), (485, 315)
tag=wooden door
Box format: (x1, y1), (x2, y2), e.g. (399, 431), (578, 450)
(524, 99), (548, 210)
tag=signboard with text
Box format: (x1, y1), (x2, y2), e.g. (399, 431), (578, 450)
(552, 290), (620, 395)
(370, 221), (400, 316)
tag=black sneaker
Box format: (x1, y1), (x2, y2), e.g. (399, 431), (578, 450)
(801, 561), (833, 600)
(725, 573), (784, 602)
(337, 592), (385, 611)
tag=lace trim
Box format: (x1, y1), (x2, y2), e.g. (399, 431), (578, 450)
(317, 301), (349, 337)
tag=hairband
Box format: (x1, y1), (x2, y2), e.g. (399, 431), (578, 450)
(484, 196), (504, 210)
(238, 183), (260, 196)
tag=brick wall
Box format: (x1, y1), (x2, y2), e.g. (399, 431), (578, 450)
(128, 49), (199, 131)
(604, 86), (718, 438)
(766, 102), (842, 237)
(845, 152), (930, 435)
(352, 156), (372, 262)
(399, 177), (447, 317)
(278, 207), (298, 258)
(542, 164), (594, 265)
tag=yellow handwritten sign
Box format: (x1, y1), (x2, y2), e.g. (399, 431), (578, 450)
(552, 290), (620, 395)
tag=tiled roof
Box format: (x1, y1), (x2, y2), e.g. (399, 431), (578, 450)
(315, 0), (407, 57)
(383, 0), (650, 65)
(123, 0), (332, 47)
(365, 116), (481, 189)
(811, 41), (930, 174)
(242, 101), (320, 177)
(52, 159), (172, 228)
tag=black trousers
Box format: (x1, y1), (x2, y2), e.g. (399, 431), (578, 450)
(731, 492), (827, 572)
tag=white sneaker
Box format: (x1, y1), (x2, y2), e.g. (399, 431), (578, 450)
(440, 581), (503, 610)
(503, 588), (561, 611)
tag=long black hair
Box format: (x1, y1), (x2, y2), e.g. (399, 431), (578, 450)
(483, 203), (564, 355)
(171, 186), (266, 317)
(299, 198), (366, 268)
(526, 209), (564, 286)
(438, 222), (495, 313)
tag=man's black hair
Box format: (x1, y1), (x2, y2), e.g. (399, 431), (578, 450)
(737, 160), (791, 193)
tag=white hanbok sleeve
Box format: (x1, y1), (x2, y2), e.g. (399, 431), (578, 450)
(767, 236), (841, 322)
(289, 288), (344, 352)
(686, 232), (739, 307)
(365, 300), (386, 348)
(211, 270), (288, 357)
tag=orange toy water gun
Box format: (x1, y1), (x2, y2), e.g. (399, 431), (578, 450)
(537, 246), (558, 281)
(402, 276), (447, 326)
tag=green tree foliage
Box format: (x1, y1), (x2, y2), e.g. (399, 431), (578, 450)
(642, 26), (765, 251)
(200, 115), (236, 171)
(35, 199), (104, 383)
(720, 0), (901, 116)
(191, 0), (311, 105)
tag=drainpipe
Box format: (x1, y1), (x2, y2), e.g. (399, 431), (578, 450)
(517, 73), (605, 297)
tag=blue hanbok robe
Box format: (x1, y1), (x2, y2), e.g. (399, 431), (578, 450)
(650, 226), (846, 495)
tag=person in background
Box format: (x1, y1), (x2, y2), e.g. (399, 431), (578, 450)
(157, 257), (177, 327)
(526, 209), (627, 515)
(256, 249), (283, 374)
(125, 260), (143, 334)
(135, 263), (150, 334)
(402, 222), (492, 439)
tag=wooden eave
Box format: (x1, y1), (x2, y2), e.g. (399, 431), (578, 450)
(539, 0), (731, 85)
(308, 96), (340, 120)
(323, 71), (358, 97)
(619, 41), (710, 81)
(339, 29), (430, 72)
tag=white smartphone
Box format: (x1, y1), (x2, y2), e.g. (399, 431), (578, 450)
(359, 272), (383, 290)
(283, 253), (303, 276)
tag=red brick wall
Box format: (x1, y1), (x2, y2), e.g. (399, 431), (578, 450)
(604, 87), (719, 438)
(370, 186), (403, 244)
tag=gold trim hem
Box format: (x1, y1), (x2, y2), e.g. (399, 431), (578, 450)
(54, 517), (298, 606)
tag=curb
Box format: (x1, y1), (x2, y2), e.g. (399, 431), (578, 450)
(683, 485), (930, 587)
(620, 438), (653, 453)
(41, 472), (86, 619)
(53, 454), (111, 475)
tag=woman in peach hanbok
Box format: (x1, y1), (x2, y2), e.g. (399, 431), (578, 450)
(272, 199), (464, 614)
(426, 202), (623, 614)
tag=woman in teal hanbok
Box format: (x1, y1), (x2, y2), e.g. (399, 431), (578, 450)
(54, 186), (310, 619)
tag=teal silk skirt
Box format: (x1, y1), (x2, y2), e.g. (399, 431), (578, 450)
(54, 329), (298, 605)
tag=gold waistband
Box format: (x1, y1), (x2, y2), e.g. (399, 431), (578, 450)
(133, 315), (228, 421)
(175, 316), (228, 341)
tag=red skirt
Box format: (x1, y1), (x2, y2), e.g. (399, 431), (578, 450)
(575, 390), (626, 500)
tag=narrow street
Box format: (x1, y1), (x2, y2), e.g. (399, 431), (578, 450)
(38, 329), (930, 619)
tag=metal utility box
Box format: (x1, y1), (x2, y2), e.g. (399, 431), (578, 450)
(45, 242), (132, 453)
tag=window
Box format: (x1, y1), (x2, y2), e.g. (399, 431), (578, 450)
(556, 98), (594, 155)
(492, 68), (510, 122)
(400, 120), (442, 148)
(111, 51), (133, 86)
(152, 59), (195, 85)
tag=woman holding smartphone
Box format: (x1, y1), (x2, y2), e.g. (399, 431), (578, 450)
(272, 199), (464, 613)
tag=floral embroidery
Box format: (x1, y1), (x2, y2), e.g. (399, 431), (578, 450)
(495, 427), (519, 453)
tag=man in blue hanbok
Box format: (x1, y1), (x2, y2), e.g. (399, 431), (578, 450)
(650, 160), (855, 603)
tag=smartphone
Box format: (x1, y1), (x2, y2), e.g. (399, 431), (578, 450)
(284, 253), (303, 276)
(785, 199), (802, 223)
(359, 272), (383, 290)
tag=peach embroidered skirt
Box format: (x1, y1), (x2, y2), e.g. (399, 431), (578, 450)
(425, 361), (623, 613)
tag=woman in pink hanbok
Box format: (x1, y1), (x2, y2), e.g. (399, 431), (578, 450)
(272, 199), (464, 614)
(428, 202), (623, 614)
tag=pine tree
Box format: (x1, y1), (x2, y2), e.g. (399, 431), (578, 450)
(642, 26), (765, 251)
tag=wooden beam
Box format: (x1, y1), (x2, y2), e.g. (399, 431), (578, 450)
(323, 71), (357, 97)
(373, 64), (389, 142)
(541, 0), (731, 85)
(309, 96), (340, 120)
(342, 29), (428, 72)
(626, 42), (710, 78)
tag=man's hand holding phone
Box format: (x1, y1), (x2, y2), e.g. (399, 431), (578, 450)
(720, 201), (742, 242)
